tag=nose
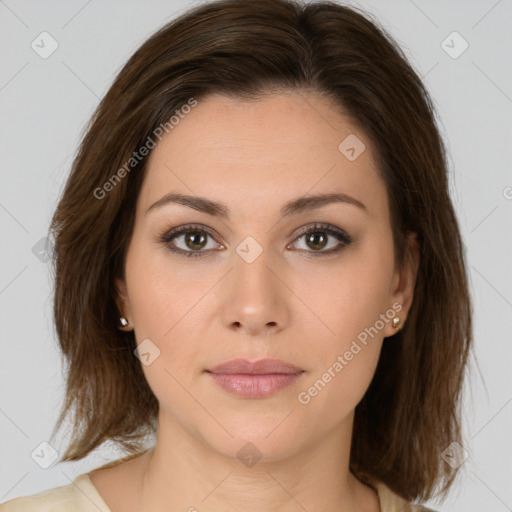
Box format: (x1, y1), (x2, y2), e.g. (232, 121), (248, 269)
(219, 249), (290, 337)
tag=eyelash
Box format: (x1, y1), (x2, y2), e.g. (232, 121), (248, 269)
(159, 222), (352, 259)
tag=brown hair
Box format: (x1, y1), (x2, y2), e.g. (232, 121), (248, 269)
(47, 0), (473, 503)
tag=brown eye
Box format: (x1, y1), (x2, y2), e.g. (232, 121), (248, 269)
(290, 223), (352, 255)
(305, 231), (328, 251)
(183, 231), (208, 251)
(161, 222), (351, 259)
(161, 224), (222, 258)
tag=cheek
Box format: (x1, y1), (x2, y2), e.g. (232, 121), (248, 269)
(296, 234), (395, 349)
(124, 238), (210, 382)
(296, 344), (381, 436)
(125, 236), (208, 340)
(124, 244), (204, 417)
(291, 235), (394, 409)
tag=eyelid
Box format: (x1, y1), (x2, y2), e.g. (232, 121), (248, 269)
(290, 222), (352, 246)
(160, 223), (219, 243)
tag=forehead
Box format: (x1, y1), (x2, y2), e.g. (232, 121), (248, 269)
(138, 91), (387, 220)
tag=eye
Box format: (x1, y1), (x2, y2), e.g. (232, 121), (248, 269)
(288, 222), (352, 255)
(160, 224), (223, 258)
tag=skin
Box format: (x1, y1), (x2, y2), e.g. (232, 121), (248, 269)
(89, 91), (420, 512)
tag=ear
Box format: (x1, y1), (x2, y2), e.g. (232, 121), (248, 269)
(115, 277), (133, 331)
(386, 232), (420, 336)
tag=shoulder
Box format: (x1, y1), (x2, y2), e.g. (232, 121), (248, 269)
(373, 480), (439, 512)
(0, 474), (110, 512)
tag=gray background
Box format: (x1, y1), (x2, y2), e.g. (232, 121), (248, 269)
(0, 0), (511, 510)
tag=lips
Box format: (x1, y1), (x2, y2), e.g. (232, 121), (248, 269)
(206, 358), (304, 398)
(207, 358), (303, 375)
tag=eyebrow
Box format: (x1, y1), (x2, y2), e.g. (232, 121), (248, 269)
(145, 191), (367, 219)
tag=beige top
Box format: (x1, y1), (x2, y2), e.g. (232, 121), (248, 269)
(0, 473), (437, 511)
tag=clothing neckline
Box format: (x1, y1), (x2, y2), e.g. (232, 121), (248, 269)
(76, 471), (407, 512)
(73, 473), (112, 512)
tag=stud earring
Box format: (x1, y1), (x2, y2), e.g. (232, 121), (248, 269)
(392, 317), (401, 331)
(119, 316), (131, 329)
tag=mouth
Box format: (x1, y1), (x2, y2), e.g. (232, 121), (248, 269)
(205, 358), (305, 398)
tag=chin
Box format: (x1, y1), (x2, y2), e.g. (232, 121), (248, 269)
(197, 415), (309, 466)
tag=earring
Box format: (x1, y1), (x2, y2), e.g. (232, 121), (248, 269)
(119, 316), (131, 329)
(392, 317), (401, 331)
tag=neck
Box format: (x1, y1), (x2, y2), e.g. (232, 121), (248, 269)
(134, 410), (380, 512)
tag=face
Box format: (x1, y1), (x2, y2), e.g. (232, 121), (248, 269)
(115, 91), (419, 462)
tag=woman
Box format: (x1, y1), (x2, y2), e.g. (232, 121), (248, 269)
(0, 0), (472, 510)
